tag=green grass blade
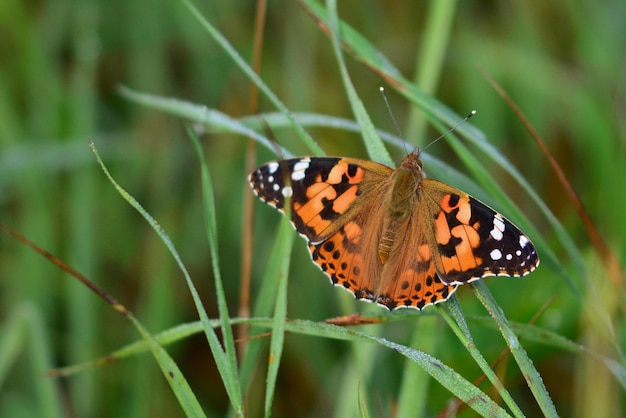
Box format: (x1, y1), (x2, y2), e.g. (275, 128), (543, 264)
(126, 314), (207, 418)
(0, 304), (63, 418)
(89, 140), (233, 416)
(357, 383), (370, 418)
(438, 298), (525, 417)
(263, 217), (294, 417)
(406, 0), (458, 142)
(324, 0), (392, 166)
(178, 0), (324, 156)
(187, 127), (244, 414)
(118, 86), (293, 157)
(49, 321), (204, 377)
(472, 281), (558, 417)
(256, 318), (513, 418)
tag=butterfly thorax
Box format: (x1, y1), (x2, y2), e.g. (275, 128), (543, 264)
(378, 153), (425, 263)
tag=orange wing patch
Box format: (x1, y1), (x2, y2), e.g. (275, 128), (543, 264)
(308, 220), (367, 293)
(381, 258), (457, 310)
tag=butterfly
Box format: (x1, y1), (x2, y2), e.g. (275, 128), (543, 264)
(249, 150), (539, 310)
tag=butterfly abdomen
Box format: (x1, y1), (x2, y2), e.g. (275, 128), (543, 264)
(378, 162), (422, 263)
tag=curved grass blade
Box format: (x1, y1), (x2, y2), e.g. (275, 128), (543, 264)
(0, 303), (63, 418)
(438, 298), (524, 417)
(325, 0), (392, 166)
(263, 216), (293, 417)
(90, 139), (241, 416)
(178, 0), (324, 156)
(186, 127), (244, 415)
(472, 281), (558, 417)
(262, 318), (513, 418)
(0, 223), (207, 418)
(119, 86), (293, 158)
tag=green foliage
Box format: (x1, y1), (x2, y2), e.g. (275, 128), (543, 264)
(1, 1), (624, 417)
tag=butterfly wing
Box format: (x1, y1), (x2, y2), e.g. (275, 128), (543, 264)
(421, 179), (539, 284)
(305, 176), (459, 311)
(249, 157), (392, 242)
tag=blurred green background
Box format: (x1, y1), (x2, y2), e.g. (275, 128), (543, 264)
(1, 0), (624, 417)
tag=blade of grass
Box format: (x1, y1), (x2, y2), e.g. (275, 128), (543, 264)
(472, 281), (558, 417)
(90, 138), (243, 415)
(237, 224), (294, 397)
(55, 310), (626, 393)
(118, 86), (293, 158)
(324, 0), (392, 166)
(438, 297), (524, 417)
(0, 303), (63, 418)
(405, 0), (458, 142)
(263, 216), (294, 417)
(186, 127), (244, 415)
(0, 224), (207, 417)
(258, 318), (513, 418)
(178, 0), (324, 156)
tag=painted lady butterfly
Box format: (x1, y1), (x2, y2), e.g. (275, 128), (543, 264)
(249, 150), (539, 310)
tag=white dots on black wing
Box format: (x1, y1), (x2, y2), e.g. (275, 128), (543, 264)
(267, 161), (279, 174)
(489, 214), (505, 241)
(490, 249), (503, 261)
(249, 161), (291, 210)
(291, 158), (311, 181)
(519, 234), (530, 248)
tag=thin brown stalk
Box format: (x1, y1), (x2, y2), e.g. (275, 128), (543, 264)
(238, 0), (267, 369)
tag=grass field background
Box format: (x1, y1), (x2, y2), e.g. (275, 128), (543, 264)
(1, 1), (624, 417)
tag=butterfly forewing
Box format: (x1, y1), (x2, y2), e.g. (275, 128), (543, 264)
(420, 179), (539, 285)
(249, 157), (391, 242)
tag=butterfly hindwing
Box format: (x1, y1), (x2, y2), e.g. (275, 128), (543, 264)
(306, 204), (458, 310)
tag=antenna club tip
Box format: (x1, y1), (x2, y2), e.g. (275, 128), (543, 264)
(468, 110), (477, 118)
(379, 86), (385, 92)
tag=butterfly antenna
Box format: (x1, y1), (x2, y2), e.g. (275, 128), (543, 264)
(423, 110), (477, 151)
(379, 87), (409, 154)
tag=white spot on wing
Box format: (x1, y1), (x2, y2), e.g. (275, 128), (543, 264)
(519, 235), (530, 248)
(282, 186), (293, 197)
(490, 215), (505, 241)
(272, 183), (280, 191)
(291, 158), (310, 181)
(267, 175), (274, 183)
(490, 249), (502, 261)
(267, 162), (279, 174)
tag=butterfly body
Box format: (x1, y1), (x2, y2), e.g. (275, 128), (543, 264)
(249, 150), (539, 310)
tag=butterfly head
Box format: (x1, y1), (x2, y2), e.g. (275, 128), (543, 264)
(399, 148), (426, 177)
